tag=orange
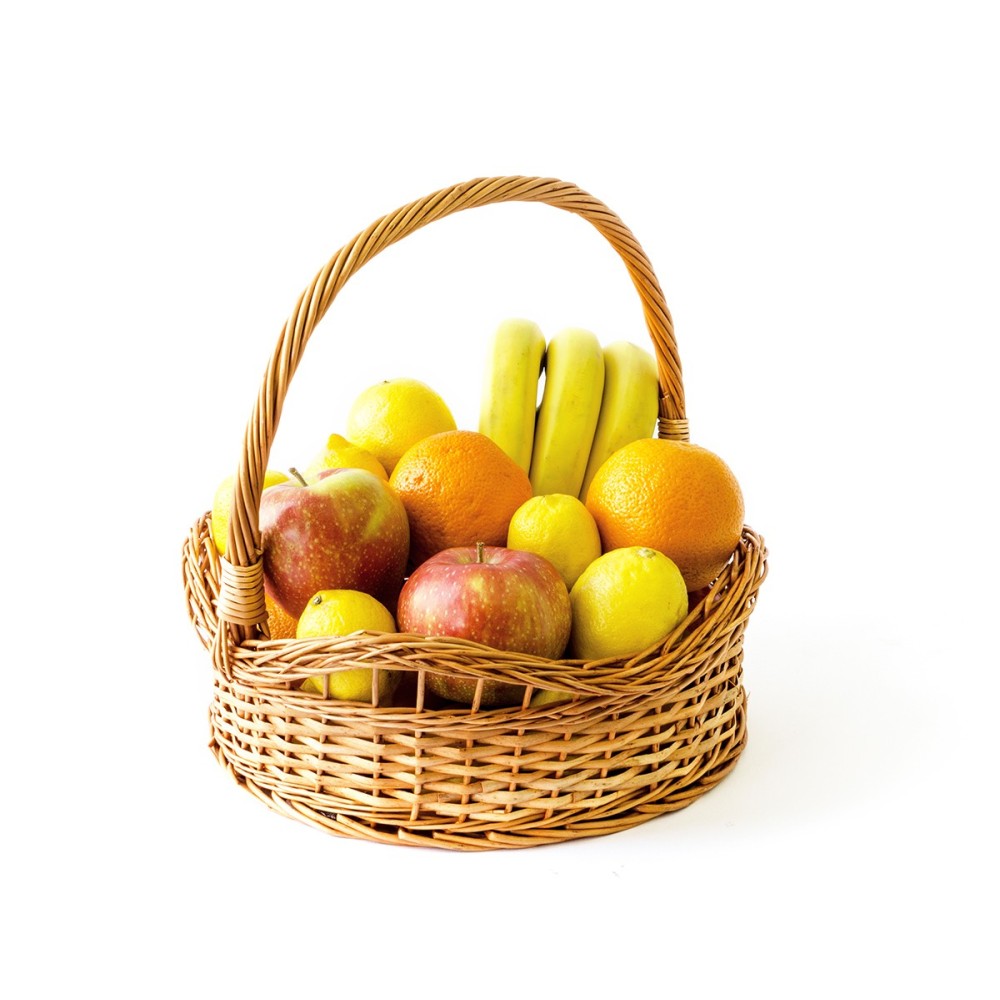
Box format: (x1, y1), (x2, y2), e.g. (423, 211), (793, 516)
(585, 438), (744, 591)
(264, 592), (298, 639)
(389, 430), (533, 567)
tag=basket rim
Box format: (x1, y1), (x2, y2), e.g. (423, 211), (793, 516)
(184, 504), (767, 704)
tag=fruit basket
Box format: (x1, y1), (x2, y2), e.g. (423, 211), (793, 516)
(182, 176), (768, 850)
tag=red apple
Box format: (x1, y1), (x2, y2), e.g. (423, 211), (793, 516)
(260, 467), (410, 618)
(397, 542), (571, 707)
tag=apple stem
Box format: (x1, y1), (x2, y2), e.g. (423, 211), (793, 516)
(288, 467), (307, 487)
(476, 540), (485, 563)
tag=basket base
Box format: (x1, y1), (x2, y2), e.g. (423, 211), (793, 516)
(208, 699), (747, 851)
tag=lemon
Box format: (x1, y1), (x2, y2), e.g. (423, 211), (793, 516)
(507, 493), (602, 590)
(345, 378), (456, 476)
(301, 433), (388, 483)
(297, 589), (399, 702)
(529, 687), (574, 707)
(211, 469), (290, 556)
(569, 546), (689, 660)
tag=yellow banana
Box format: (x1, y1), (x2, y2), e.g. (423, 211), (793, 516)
(478, 318), (546, 472)
(579, 340), (660, 501)
(529, 327), (605, 497)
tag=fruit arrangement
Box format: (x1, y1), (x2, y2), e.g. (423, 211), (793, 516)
(209, 317), (746, 710)
(184, 175), (768, 850)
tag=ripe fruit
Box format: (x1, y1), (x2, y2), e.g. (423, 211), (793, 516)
(585, 438), (745, 591)
(529, 687), (573, 707)
(301, 433), (387, 483)
(389, 430), (533, 568)
(296, 590), (399, 702)
(260, 467), (410, 618)
(507, 493), (602, 591)
(529, 327), (605, 497)
(478, 317), (546, 472)
(569, 546), (688, 660)
(211, 469), (289, 557)
(264, 592), (298, 639)
(397, 543), (571, 707)
(579, 340), (660, 501)
(345, 378), (456, 476)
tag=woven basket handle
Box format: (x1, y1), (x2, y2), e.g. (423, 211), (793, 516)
(218, 176), (687, 639)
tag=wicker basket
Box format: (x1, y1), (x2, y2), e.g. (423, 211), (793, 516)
(182, 176), (767, 851)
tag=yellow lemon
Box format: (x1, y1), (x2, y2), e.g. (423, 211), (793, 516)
(507, 493), (602, 590)
(529, 687), (574, 707)
(296, 589), (399, 702)
(568, 546), (688, 660)
(300, 433), (387, 483)
(211, 469), (289, 556)
(345, 378), (456, 476)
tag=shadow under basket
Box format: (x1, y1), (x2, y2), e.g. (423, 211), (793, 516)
(182, 176), (768, 851)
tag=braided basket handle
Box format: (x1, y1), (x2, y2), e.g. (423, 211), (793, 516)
(218, 176), (687, 639)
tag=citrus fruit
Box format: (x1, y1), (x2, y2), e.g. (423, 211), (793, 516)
(568, 546), (688, 660)
(296, 589), (399, 702)
(264, 592), (298, 639)
(529, 687), (573, 707)
(585, 438), (744, 591)
(211, 469), (289, 556)
(345, 378), (456, 475)
(507, 493), (602, 590)
(389, 430), (533, 567)
(300, 433), (387, 482)
(389, 430), (531, 567)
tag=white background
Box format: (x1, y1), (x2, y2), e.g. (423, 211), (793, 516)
(2, 2), (996, 996)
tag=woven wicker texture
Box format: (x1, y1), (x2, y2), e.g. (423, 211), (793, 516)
(182, 176), (768, 850)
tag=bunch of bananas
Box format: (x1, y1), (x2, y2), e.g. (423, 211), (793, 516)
(478, 318), (660, 501)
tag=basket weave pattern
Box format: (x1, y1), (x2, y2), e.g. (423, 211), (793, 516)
(182, 177), (767, 850)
